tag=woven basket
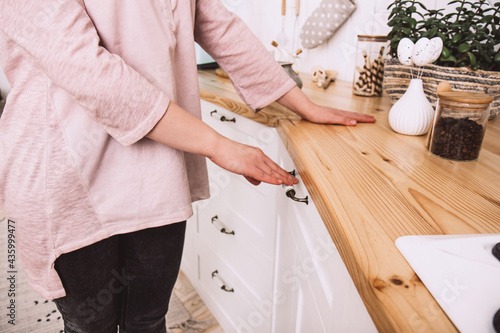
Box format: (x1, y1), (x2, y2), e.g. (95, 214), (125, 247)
(383, 59), (500, 118)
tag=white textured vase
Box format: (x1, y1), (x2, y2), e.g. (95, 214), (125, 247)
(388, 79), (435, 136)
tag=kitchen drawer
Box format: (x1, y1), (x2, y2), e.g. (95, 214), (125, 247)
(195, 239), (273, 333)
(203, 162), (280, 236)
(205, 159), (279, 205)
(197, 196), (276, 263)
(194, 233), (274, 308)
(200, 100), (281, 160)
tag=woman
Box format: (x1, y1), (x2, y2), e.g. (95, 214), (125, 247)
(0, 0), (375, 332)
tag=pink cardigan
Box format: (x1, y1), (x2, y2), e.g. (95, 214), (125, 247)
(0, 0), (295, 299)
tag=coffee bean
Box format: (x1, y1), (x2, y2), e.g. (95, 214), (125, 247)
(430, 117), (484, 161)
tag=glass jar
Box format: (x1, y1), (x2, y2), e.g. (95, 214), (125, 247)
(352, 35), (388, 97)
(429, 91), (493, 161)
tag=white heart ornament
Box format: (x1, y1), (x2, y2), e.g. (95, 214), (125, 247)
(397, 38), (415, 66)
(427, 37), (443, 63)
(412, 38), (431, 66)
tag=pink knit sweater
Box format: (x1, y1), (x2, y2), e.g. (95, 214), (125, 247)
(0, 0), (295, 299)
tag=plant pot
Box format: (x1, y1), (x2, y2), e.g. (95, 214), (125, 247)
(383, 58), (500, 119)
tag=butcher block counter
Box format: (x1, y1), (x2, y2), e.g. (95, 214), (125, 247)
(197, 69), (500, 332)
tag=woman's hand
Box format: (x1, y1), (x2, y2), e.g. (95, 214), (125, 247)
(147, 102), (298, 186)
(207, 136), (298, 186)
(278, 86), (376, 125)
(297, 103), (376, 125)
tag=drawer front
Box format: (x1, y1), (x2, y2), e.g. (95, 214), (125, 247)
(200, 100), (281, 160)
(197, 197), (276, 264)
(204, 160), (279, 212)
(196, 240), (273, 333)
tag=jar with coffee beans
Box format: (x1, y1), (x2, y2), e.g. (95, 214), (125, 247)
(429, 91), (493, 161)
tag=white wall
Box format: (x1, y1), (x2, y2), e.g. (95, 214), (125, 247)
(223, 0), (443, 82)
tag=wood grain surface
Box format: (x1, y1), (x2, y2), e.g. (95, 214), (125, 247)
(198, 69), (500, 333)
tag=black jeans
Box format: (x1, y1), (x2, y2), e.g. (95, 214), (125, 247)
(53, 222), (186, 333)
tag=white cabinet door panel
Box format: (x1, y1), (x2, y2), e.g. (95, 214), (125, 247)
(196, 200), (276, 295)
(196, 239), (273, 333)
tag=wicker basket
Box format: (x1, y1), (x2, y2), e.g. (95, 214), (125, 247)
(383, 59), (500, 118)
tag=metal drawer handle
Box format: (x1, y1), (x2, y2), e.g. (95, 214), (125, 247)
(211, 270), (235, 293)
(210, 110), (236, 123)
(211, 215), (235, 235)
(285, 187), (309, 205)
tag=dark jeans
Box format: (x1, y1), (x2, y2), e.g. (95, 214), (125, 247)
(53, 222), (186, 333)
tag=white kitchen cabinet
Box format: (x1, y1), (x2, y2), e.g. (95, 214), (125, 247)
(181, 101), (376, 332)
(182, 100), (282, 332)
(273, 142), (377, 333)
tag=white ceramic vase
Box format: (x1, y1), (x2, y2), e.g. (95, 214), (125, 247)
(388, 78), (435, 136)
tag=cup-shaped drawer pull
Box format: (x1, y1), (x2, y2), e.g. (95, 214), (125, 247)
(211, 270), (235, 293)
(210, 109), (236, 123)
(284, 186), (309, 205)
(211, 215), (235, 235)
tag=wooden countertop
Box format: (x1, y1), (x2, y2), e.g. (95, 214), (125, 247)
(198, 70), (500, 332)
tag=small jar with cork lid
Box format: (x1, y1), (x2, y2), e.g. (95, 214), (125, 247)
(352, 35), (388, 97)
(429, 91), (493, 161)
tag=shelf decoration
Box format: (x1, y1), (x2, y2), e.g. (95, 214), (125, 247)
(388, 37), (442, 136)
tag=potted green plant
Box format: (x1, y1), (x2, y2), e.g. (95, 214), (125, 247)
(383, 0), (500, 117)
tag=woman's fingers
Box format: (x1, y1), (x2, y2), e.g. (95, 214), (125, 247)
(209, 138), (298, 186)
(246, 152), (296, 186)
(308, 106), (376, 125)
(244, 176), (262, 186)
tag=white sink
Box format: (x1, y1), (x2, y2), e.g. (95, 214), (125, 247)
(396, 234), (500, 333)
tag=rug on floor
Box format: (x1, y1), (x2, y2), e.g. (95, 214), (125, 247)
(0, 213), (210, 332)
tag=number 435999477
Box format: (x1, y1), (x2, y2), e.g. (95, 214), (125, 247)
(7, 220), (16, 270)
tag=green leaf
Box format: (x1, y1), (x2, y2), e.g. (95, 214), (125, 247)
(401, 28), (412, 35)
(428, 27), (438, 38)
(451, 33), (462, 43)
(467, 52), (476, 66)
(392, 36), (402, 44)
(440, 55), (457, 63)
(458, 43), (471, 52)
(409, 18), (417, 29)
(418, 2), (428, 11)
(441, 46), (450, 59)
(495, 52), (500, 63)
(437, 32), (448, 42)
(481, 15), (493, 23)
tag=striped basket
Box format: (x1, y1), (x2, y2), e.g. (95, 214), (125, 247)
(383, 58), (500, 118)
